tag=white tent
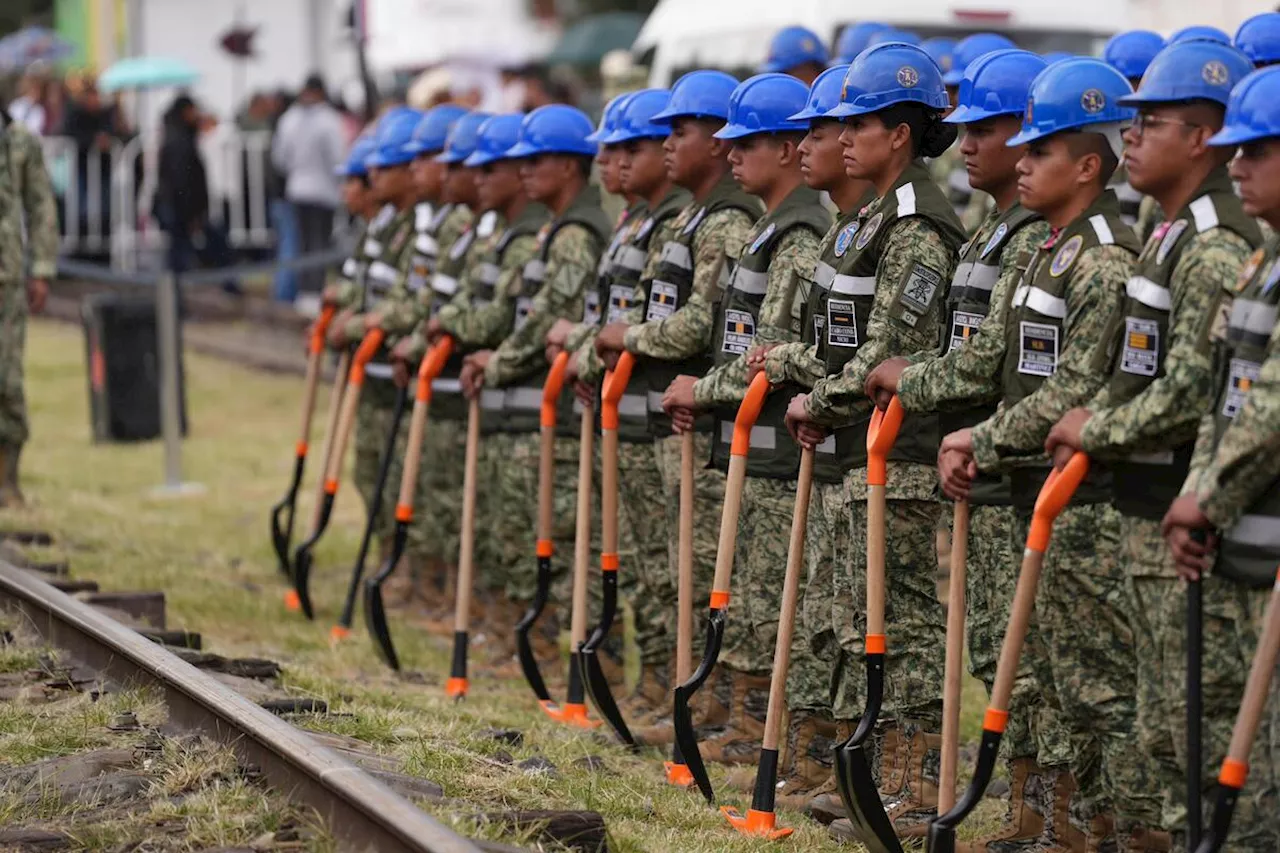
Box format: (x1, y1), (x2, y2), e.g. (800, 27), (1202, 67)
(365, 0), (559, 70)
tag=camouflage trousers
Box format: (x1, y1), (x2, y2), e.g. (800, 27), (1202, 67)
(833, 495), (946, 729)
(0, 283), (29, 447)
(789, 480), (846, 715)
(1123, 516), (1280, 848)
(353, 385), (409, 545)
(616, 439), (671, 665)
(474, 432), (515, 591)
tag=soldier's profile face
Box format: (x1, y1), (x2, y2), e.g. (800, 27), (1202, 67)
(959, 115), (1024, 195)
(838, 114), (893, 182)
(519, 154), (566, 203)
(411, 155), (446, 200)
(663, 117), (717, 186)
(477, 160), (523, 210)
(621, 138), (667, 196)
(371, 163), (408, 202)
(727, 134), (779, 195)
(799, 119), (846, 192)
(597, 144), (626, 196)
(1231, 139), (1280, 219)
(1016, 135), (1077, 214)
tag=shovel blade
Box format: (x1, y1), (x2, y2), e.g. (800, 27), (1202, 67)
(581, 570), (634, 748)
(363, 566), (400, 671)
(673, 607), (726, 805)
(1193, 785), (1239, 853)
(514, 555), (554, 704)
(928, 727), (1003, 852)
(834, 651), (900, 853)
(269, 453), (307, 581)
(291, 492), (336, 621)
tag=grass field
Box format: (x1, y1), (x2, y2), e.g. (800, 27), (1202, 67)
(2, 319), (1001, 852)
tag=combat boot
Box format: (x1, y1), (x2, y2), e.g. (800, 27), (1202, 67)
(698, 671), (769, 765)
(883, 721), (941, 838)
(0, 445), (24, 508)
(1123, 828), (1172, 853)
(805, 719), (854, 825)
(954, 758), (1073, 852)
(1085, 813), (1118, 853)
(773, 711), (840, 811)
(621, 661), (670, 720)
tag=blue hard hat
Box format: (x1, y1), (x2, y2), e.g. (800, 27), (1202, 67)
(504, 104), (598, 158)
(868, 29), (923, 47)
(789, 64), (851, 121)
(714, 73), (811, 139)
(437, 111), (492, 164)
(826, 42), (950, 118)
(587, 93), (633, 144)
(832, 22), (891, 64)
(1169, 26), (1231, 45)
(462, 113), (525, 167)
(1043, 51), (1074, 65)
(944, 32), (1018, 86)
(1102, 30), (1166, 80)
(366, 106), (425, 168)
(1208, 65), (1280, 145)
(651, 69), (739, 124)
(337, 134), (378, 177)
(945, 49), (1048, 124)
(1235, 13), (1280, 65)
(602, 89), (673, 143)
(761, 25), (829, 73)
(921, 38), (958, 76)
(1118, 40), (1253, 108)
(403, 104), (467, 157)
(1007, 57), (1135, 147)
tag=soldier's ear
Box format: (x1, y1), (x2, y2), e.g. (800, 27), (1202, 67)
(708, 135), (731, 160)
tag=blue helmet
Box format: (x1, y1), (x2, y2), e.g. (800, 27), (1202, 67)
(944, 32), (1019, 85)
(651, 69), (739, 124)
(1102, 30), (1166, 80)
(1007, 57), (1135, 147)
(437, 111), (492, 164)
(832, 22), (891, 64)
(603, 89), (673, 143)
(366, 106), (425, 168)
(761, 25), (829, 73)
(1235, 13), (1280, 65)
(1042, 51), (1074, 65)
(945, 49), (1048, 124)
(462, 113), (525, 167)
(1169, 26), (1231, 45)
(789, 64), (851, 121)
(921, 38), (958, 76)
(827, 42), (950, 118)
(337, 134), (378, 178)
(714, 73), (811, 139)
(1208, 66), (1280, 145)
(403, 104), (467, 157)
(586, 92), (633, 144)
(504, 104), (598, 158)
(1118, 40), (1253, 108)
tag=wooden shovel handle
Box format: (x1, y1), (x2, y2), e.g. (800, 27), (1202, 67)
(311, 350), (350, 528)
(454, 398), (481, 633)
(1218, 567), (1280, 790)
(310, 304), (338, 355)
(569, 405), (595, 646)
(677, 430), (695, 683)
(297, 305), (339, 448)
(939, 500), (970, 812)
(541, 351), (571, 427)
(349, 328), (386, 385)
(321, 332), (384, 486)
(601, 370), (619, 558)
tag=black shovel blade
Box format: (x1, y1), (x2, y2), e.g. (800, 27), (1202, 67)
(834, 651), (902, 853)
(269, 454), (306, 581)
(363, 522), (409, 671)
(514, 555), (554, 704)
(927, 727), (1003, 853)
(1193, 784), (1240, 853)
(581, 570), (635, 748)
(673, 607), (726, 805)
(292, 492), (336, 621)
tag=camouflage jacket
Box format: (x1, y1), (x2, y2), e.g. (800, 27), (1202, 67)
(340, 206), (416, 341)
(1, 117), (58, 284)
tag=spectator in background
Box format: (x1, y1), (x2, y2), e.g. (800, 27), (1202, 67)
(239, 91), (297, 297)
(8, 66), (58, 135)
(60, 79), (130, 242)
(271, 73), (345, 302)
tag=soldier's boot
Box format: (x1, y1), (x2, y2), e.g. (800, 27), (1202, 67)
(0, 445), (24, 509)
(883, 722), (941, 839)
(1049, 769), (1088, 853)
(953, 758), (1064, 852)
(1085, 813), (1118, 853)
(805, 719), (855, 825)
(628, 662), (676, 746)
(1122, 829), (1172, 853)
(698, 670), (769, 766)
(817, 719), (909, 838)
(596, 628), (627, 689)
(772, 711), (840, 811)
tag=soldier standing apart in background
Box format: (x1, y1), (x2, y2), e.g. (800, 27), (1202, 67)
(761, 26), (830, 86)
(0, 105), (59, 508)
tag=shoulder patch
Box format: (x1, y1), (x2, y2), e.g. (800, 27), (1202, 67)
(1050, 235), (1083, 277)
(855, 212), (883, 251)
(834, 222), (859, 257)
(749, 222), (777, 254)
(551, 264), (589, 298)
(898, 262), (944, 316)
(980, 222), (1008, 259)
(1238, 248), (1266, 292)
(477, 210), (498, 238)
(1155, 219), (1188, 265)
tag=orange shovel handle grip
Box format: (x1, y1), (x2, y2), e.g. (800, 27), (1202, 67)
(1027, 452), (1090, 552)
(602, 351), (635, 404)
(866, 395), (905, 486)
(415, 336), (456, 402)
(730, 373), (770, 456)
(541, 350), (571, 428)
(310, 305), (338, 355)
(348, 328), (387, 385)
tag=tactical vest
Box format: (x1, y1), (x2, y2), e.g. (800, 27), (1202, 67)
(1206, 238), (1280, 587)
(1108, 174), (1261, 519)
(941, 203), (1042, 505)
(592, 202), (647, 329)
(421, 208), (491, 422)
(708, 185), (831, 478)
(636, 175), (762, 437)
(810, 162), (965, 473)
(503, 186), (612, 436)
(1000, 192), (1141, 510)
(363, 208), (416, 390)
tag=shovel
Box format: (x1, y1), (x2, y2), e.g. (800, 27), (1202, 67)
(665, 428), (698, 788)
(1195, 565), (1280, 853)
(514, 351), (571, 710)
(722, 447), (815, 840)
(928, 452), (1091, 853)
(360, 338), (456, 668)
(445, 395), (482, 698)
(673, 372), (770, 805)
(581, 352), (637, 746)
(542, 403), (602, 730)
(271, 305), (337, 585)
(292, 328), (387, 620)
(939, 501), (969, 815)
(833, 395), (905, 853)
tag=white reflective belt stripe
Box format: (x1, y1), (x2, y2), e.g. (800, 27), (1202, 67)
(1126, 276), (1171, 311)
(1190, 195), (1219, 232)
(719, 421), (777, 450)
(364, 363), (394, 379)
(480, 389), (505, 411)
(1089, 214), (1115, 245)
(1225, 514), (1280, 549)
(814, 261), (836, 289)
(831, 274), (877, 296)
(523, 260), (547, 280)
(660, 241), (692, 270)
(415, 203), (435, 230)
(731, 267), (769, 295)
(896, 183), (917, 216)
(506, 387), (545, 410)
(648, 391), (666, 412)
(476, 263), (501, 284)
(431, 273), (459, 295)
(342, 258), (358, 277)
(368, 261), (398, 284)
(955, 262), (999, 292)
(614, 245), (647, 271)
(815, 434), (836, 454)
(415, 233), (439, 255)
(619, 394), (648, 417)
(431, 377), (462, 393)
(1231, 298), (1279, 336)
(1127, 450), (1174, 464)
(1014, 285), (1068, 319)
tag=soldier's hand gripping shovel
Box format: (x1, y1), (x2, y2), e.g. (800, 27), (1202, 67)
(939, 500), (969, 820)
(514, 351), (571, 710)
(272, 304), (337, 585)
(673, 372), (770, 805)
(360, 338), (455, 668)
(927, 452), (1091, 853)
(581, 352), (637, 746)
(665, 428), (698, 788)
(292, 328), (386, 620)
(1195, 565), (1280, 853)
(445, 395), (482, 699)
(833, 395), (906, 853)
(721, 447), (814, 840)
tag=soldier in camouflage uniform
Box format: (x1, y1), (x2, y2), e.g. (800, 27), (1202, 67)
(0, 107), (58, 507)
(661, 74), (829, 766)
(320, 134), (381, 312)
(1161, 63), (1280, 852)
(780, 43), (964, 841)
(936, 60), (1142, 847)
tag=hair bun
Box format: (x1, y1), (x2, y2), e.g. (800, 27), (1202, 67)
(920, 114), (958, 158)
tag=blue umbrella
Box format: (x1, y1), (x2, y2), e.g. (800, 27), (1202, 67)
(0, 26), (75, 70)
(99, 56), (200, 92)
